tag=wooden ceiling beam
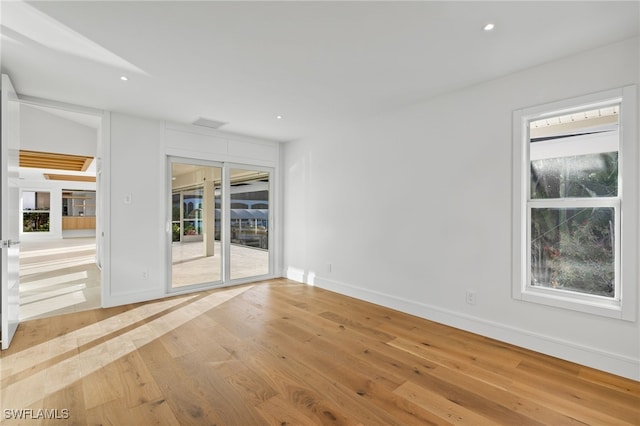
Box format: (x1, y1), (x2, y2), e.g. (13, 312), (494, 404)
(19, 150), (94, 172)
(43, 174), (96, 182)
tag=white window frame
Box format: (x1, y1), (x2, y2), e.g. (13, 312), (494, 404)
(512, 86), (637, 320)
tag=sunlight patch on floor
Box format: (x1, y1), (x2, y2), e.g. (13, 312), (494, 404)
(19, 244), (96, 259)
(20, 290), (89, 320)
(19, 238), (100, 320)
(21, 283), (88, 305)
(1, 285), (253, 409)
(20, 271), (88, 291)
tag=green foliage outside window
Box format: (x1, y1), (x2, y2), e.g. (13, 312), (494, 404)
(23, 212), (50, 232)
(530, 152), (617, 297)
(531, 207), (614, 297)
(531, 152), (618, 199)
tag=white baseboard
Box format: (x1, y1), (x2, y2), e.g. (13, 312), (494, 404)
(285, 267), (639, 381)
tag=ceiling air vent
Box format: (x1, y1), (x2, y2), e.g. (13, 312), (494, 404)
(192, 117), (227, 129)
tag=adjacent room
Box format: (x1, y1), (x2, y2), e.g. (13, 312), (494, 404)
(0, 1), (638, 424)
(17, 104), (102, 320)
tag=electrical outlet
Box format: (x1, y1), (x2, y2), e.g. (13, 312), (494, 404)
(466, 290), (477, 305)
(141, 269), (149, 280)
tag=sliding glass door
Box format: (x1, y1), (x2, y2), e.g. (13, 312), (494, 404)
(229, 167), (270, 280)
(170, 161), (222, 288)
(169, 158), (271, 290)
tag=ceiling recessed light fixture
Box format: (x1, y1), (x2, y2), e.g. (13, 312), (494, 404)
(120, 76), (128, 81)
(483, 23), (495, 31)
(276, 115), (283, 120)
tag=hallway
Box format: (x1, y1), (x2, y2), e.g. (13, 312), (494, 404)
(19, 238), (100, 321)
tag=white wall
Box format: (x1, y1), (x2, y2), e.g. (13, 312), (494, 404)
(103, 114), (280, 306)
(106, 113), (165, 305)
(21, 104), (97, 156)
(283, 37), (640, 380)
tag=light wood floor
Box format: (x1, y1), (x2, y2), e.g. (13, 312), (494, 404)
(1, 279), (638, 425)
(20, 238), (100, 321)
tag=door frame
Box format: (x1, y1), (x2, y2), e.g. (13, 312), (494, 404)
(10, 95), (108, 311)
(1, 74), (21, 350)
(167, 156), (225, 292)
(225, 162), (275, 284)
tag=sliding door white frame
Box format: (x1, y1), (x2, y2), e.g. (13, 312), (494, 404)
(167, 156), (276, 294)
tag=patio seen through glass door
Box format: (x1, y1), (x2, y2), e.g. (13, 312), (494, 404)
(229, 167), (270, 280)
(171, 162), (222, 287)
(170, 161), (271, 289)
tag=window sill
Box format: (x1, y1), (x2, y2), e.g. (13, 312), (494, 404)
(516, 288), (631, 321)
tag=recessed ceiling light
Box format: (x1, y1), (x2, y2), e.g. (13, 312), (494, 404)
(120, 76), (128, 81)
(483, 23), (495, 31)
(276, 115), (283, 120)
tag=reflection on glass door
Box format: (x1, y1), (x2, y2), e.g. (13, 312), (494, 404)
(171, 161), (222, 288)
(229, 167), (270, 280)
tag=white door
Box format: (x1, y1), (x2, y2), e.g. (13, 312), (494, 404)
(1, 74), (21, 350)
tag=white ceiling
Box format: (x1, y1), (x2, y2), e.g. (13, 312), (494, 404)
(1, 1), (638, 142)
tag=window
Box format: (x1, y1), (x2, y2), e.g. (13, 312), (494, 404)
(512, 87), (637, 320)
(22, 191), (50, 232)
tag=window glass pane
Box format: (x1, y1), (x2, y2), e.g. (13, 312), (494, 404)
(23, 191), (36, 210)
(171, 163), (222, 288)
(182, 188), (203, 236)
(171, 193), (180, 242)
(531, 207), (614, 297)
(23, 212), (50, 232)
(531, 152), (618, 199)
(23, 191), (50, 232)
(172, 194), (180, 221)
(23, 191), (50, 211)
(230, 168), (269, 280)
(529, 104), (619, 199)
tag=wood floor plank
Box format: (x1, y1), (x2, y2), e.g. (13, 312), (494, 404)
(509, 379), (638, 426)
(114, 351), (165, 409)
(389, 335), (520, 375)
(223, 326), (395, 424)
(41, 381), (87, 426)
(255, 394), (328, 426)
(81, 360), (125, 410)
(511, 359), (640, 424)
(85, 396), (180, 426)
(394, 380), (503, 425)
(226, 339), (356, 424)
(578, 367), (640, 396)
(426, 361), (586, 425)
(136, 339), (228, 425)
(268, 315), (408, 390)
(2, 279), (638, 425)
(225, 367), (279, 406)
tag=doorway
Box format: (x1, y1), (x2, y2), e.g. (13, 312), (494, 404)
(17, 102), (103, 320)
(169, 158), (272, 290)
